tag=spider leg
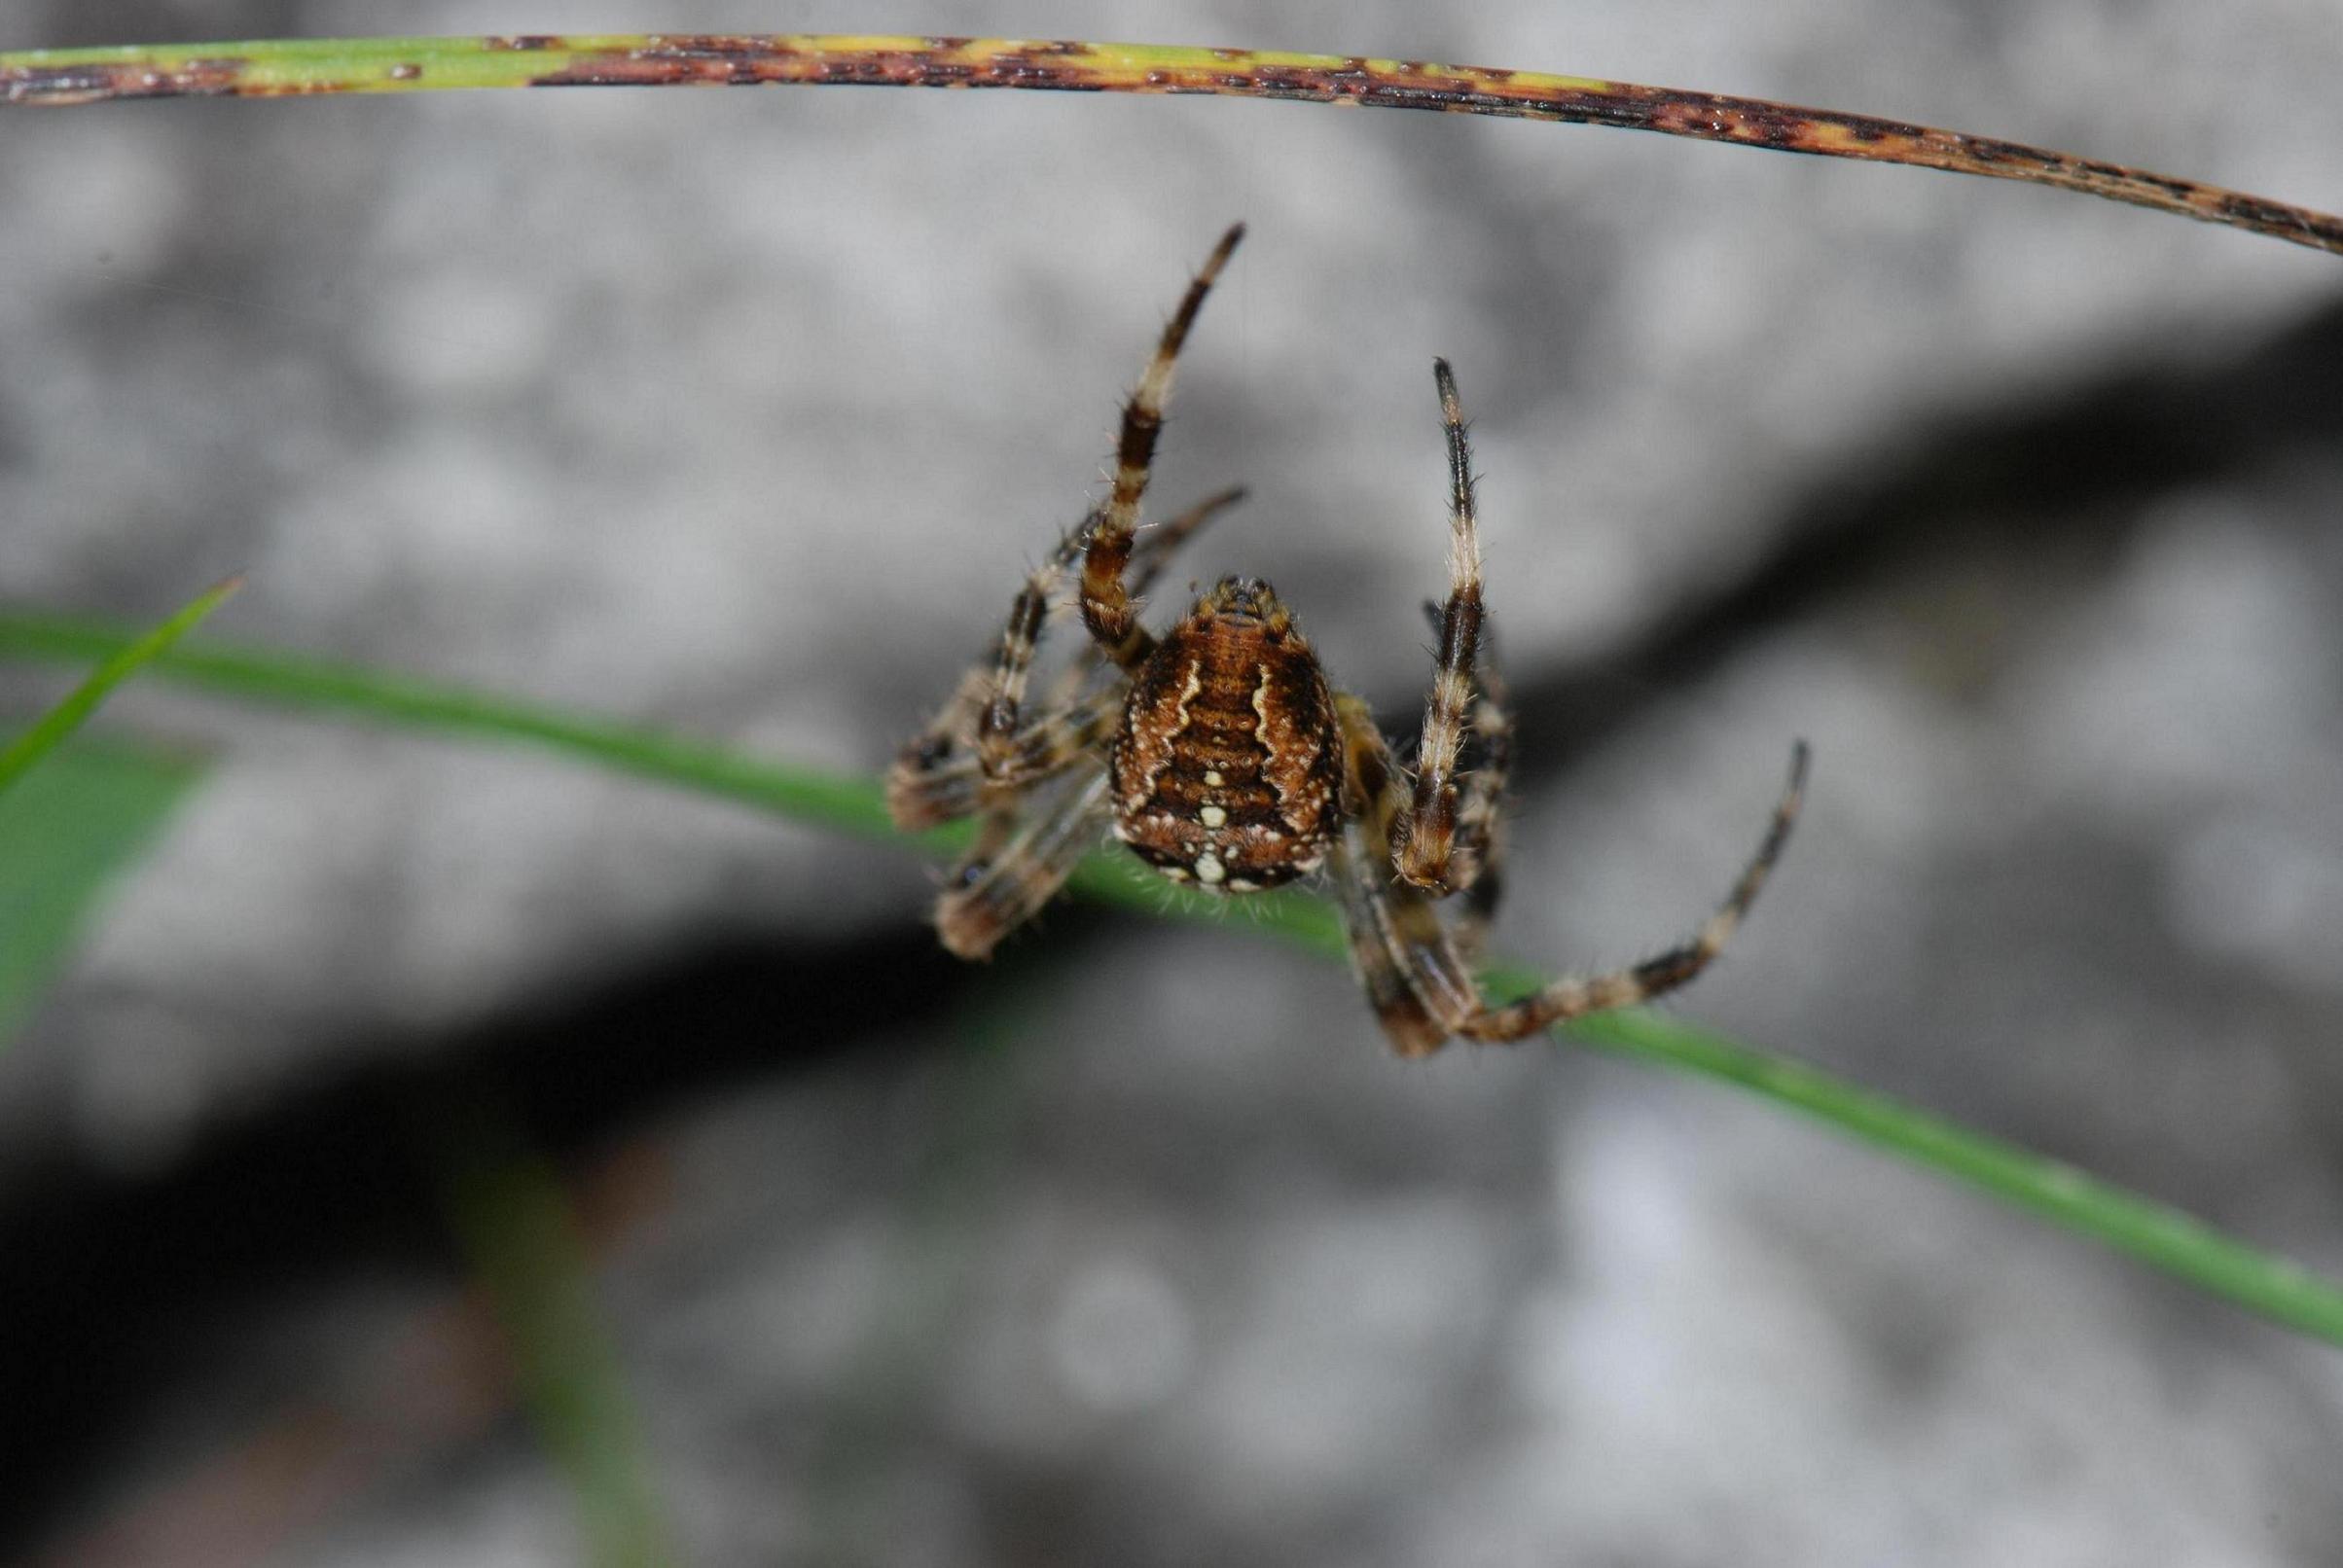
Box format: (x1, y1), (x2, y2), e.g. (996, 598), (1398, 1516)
(1080, 224), (1245, 671)
(1417, 600), (1515, 964)
(890, 519), (1102, 831)
(890, 665), (991, 815)
(1393, 359), (1492, 894)
(1024, 483), (1252, 723)
(888, 684), (1121, 830)
(974, 529), (1091, 779)
(935, 770), (1114, 959)
(1331, 694), (1472, 1055)
(1338, 692), (1808, 1051)
(891, 483), (1246, 833)
(1452, 742), (1806, 1041)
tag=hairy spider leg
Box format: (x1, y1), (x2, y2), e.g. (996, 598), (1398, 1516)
(887, 685), (1124, 831)
(1394, 358), (1502, 895)
(973, 542), (1070, 778)
(889, 485), (1250, 831)
(1451, 740), (1806, 1042)
(1331, 694), (1467, 1055)
(1027, 484), (1253, 721)
(935, 770), (1116, 959)
(1338, 691), (1809, 1051)
(1080, 223), (1245, 670)
(1417, 600), (1515, 966)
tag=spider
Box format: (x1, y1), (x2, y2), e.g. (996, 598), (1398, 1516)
(886, 224), (1808, 1054)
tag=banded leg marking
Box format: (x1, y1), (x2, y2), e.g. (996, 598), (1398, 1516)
(1336, 685), (1809, 1052)
(1394, 358), (1488, 893)
(1457, 742), (1808, 1041)
(889, 686), (1123, 830)
(935, 770), (1115, 959)
(1080, 224), (1245, 669)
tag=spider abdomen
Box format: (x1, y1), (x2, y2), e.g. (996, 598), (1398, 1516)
(1111, 579), (1342, 892)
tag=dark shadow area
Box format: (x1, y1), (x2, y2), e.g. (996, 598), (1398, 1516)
(0, 921), (1024, 1555)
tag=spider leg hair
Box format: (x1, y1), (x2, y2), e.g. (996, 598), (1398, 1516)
(1337, 690), (1809, 1051)
(1414, 597), (1514, 965)
(1332, 693), (1477, 1055)
(1393, 358), (1491, 895)
(1080, 224), (1244, 670)
(887, 686), (1123, 831)
(969, 517), (1118, 782)
(1451, 740), (1806, 1042)
(1032, 482), (1253, 716)
(935, 770), (1115, 959)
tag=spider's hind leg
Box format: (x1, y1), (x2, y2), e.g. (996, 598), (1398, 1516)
(1455, 742), (1808, 1041)
(1329, 693), (1467, 1056)
(1417, 600), (1514, 964)
(1336, 685), (1807, 1051)
(888, 517), (1096, 833)
(934, 771), (1115, 959)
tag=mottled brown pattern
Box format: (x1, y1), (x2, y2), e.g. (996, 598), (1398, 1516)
(1111, 583), (1340, 890)
(3, 36), (2337, 256)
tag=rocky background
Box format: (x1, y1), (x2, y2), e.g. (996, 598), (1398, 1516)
(5, 0), (2343, 1563)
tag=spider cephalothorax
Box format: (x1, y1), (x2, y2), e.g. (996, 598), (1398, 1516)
(887, 224), (1807, 1054)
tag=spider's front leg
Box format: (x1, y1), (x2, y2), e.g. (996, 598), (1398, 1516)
(885, 486), (1249, 833)
(1079, 223), (1244, 670)
(1393, 360), (1511, 899)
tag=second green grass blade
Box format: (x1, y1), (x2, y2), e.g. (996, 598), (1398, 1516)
(0, 583), (238, 1051)
(0, 744), (201, 1049)
(0, 578), (238, 796)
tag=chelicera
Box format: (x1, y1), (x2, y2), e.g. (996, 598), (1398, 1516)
(887, 224), (1807, 1053)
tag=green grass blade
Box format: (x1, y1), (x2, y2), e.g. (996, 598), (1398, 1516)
(0, 744), (201, 1047)
(1558, 1002), (2343, 1348)
(2, 607), (2338, 1348)
(0, 577), (238, 796)
(1, 36), (2339, 257)
(0, 605), (896, 843)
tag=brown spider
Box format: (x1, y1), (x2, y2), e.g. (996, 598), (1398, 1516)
(887, 224), (1808, 1054)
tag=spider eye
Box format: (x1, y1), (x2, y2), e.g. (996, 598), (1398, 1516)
(951, 861), (991, 890)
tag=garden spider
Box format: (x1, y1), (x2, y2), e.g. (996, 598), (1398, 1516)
(887, 224), (1808, 1054)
